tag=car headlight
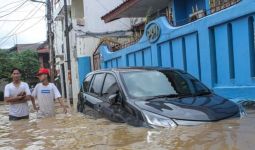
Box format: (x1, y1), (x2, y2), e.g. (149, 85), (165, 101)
(142, 110), (177, 128)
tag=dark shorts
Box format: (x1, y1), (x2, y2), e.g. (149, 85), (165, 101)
(9, 115), (29, 121)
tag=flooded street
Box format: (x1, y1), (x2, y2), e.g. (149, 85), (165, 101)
(0, 102), (255, 150)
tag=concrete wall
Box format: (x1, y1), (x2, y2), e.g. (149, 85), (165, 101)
(100, 0), (255, 101)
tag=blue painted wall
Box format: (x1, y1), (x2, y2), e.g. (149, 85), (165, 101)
(77, 56), (91, 86)
(99, 0), (255, 101)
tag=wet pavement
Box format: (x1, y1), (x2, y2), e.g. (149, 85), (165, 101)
(0, 102), (255, 150)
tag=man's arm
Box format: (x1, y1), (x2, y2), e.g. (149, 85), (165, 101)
(4, 96), (25, 103)
(30, 96), (38, 111)
(3, 85), (21, 104)
(56, 97), (68, 113)
(30, 83), (39, 111)
(52, 84), (68, 113)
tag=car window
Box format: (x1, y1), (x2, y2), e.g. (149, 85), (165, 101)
(90, 73), (105, 96)
(183, 73), (210, 93)
(121, 70), (194, 98)
(167, 71), (191, 94)
(82, 75), (93, 92)
(102, 74), (119, 100)
(121, 71), (178, 98)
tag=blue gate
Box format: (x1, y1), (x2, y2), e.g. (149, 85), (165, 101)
(99, 0), (255, 101)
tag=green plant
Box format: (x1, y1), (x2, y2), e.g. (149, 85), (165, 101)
(0, 50), (40, 84)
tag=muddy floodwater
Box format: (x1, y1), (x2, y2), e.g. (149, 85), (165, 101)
(0, 102), (255, 150)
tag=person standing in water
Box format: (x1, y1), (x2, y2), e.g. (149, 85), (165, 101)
(4, 68), (37, 121)
(32, 68), (68, 118)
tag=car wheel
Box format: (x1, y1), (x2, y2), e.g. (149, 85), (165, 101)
(77, 100), (83, 112)
(80, 104), (85, 113)
(77, 101), (81, 112)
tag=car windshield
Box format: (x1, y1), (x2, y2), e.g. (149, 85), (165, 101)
(121, 70), (210, 99)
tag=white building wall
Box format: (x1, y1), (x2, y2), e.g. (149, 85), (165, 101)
(76, 36), (100, 57)
(53, 0), (132, 109)
(52, 18), (66, 97)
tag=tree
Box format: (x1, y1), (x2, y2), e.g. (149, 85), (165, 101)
(0, 50), (13, 80)
(0, 50), (40, 85)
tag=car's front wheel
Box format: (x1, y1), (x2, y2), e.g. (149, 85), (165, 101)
(77, 93), (85, 112)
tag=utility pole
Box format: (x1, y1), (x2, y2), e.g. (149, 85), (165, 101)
(31, 0), (54, 83)
(64, 0), (71, 70)
(63, 0), (72, 105)
(47, 0), (55, 83)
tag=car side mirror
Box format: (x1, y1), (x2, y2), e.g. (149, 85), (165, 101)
(108, 94), (118, 105)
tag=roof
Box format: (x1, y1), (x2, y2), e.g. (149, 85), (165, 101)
(9, 43), (42, 52)
(37, 41), (49, 54)
(37, 41), (48, 50)
(94, 67), (178, 73)
(101, 0), (169, 23)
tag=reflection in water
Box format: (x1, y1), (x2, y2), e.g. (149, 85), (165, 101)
(0, 102), (255, 150)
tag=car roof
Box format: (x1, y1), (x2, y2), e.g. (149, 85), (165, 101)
(92, 67), (181, 73)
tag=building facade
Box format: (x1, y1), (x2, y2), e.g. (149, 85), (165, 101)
(98, 0), (255, 101)
(52, 0), (132, 106)
(37, 41), (50, 68)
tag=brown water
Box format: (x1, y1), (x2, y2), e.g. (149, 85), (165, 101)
(0, 102), (255, 150)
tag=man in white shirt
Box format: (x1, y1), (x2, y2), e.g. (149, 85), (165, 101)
(32, 68), (68, 118)
(4, 68), (37, 121)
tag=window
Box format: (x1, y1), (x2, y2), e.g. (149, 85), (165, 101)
(121, 71), (181, 98)
(183, 73), (211, 94)
(90, 74), (105, 96)
(167, 71), (191, 94)
(102, 74), (119, 100)
(82, 75), (93, 92)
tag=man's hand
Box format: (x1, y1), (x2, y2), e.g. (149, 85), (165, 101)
(17, 91), (26, 97)
(18, 95), (26, 100)
(62, 105), (68, 114)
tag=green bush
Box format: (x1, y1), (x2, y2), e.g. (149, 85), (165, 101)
(0, 91), (3, 101)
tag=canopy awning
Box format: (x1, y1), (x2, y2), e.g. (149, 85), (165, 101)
(101, 0), (170, 23)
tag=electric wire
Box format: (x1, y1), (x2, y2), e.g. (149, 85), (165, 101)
(0, 1), (27, 13)
(0, 0), (26, 10)
(0, 0), (28, 18)
(0, 4), (44, 46)
(1, 17), (45, 39)
(0, 16), (44, 22)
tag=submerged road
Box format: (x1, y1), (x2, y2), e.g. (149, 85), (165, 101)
(0, 102), (255, 150)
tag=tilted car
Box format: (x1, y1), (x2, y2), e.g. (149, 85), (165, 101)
(77, 67), (245, 128)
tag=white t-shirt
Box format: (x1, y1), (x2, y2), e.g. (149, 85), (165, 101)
(4, 82), (31, 117)
(32, 83), (61, 117)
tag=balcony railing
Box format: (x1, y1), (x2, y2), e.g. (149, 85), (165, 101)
(175, 0), (241, 26)
(210, 0), (241, 13)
